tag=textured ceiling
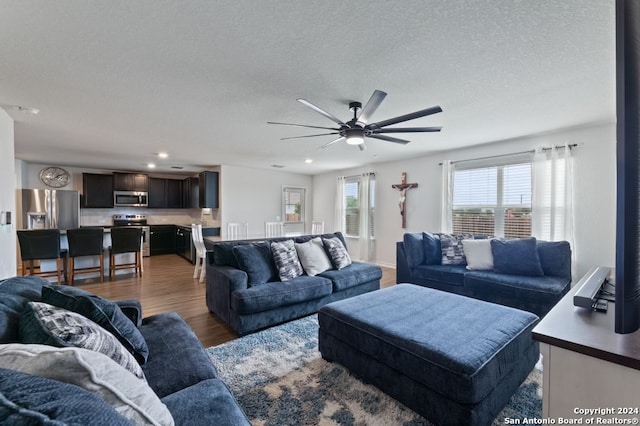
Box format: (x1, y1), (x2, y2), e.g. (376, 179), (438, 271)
(0, 0), (616, 175)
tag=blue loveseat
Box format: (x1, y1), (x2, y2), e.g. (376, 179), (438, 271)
(397, 232), (572, 318)
(0, 276), (249, 425)
(206, 232), (382, 335)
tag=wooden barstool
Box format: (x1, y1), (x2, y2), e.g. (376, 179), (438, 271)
(109, 226), (143, 279)
(17, 229), (67, 284)
(66, 227), (105, 285)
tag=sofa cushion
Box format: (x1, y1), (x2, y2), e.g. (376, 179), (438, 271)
(0, 275), (47, 301)
(19, 302), (144, 379)
(161, 378), (250, 426)
(537, 240), (572, 279)
(464, 270), (570, 296)
(232, 242), (278, 286)
(0, 367), (130, 425)
(295, 237), (333, 276)
(403, 233), (425, 268)
(231, 276), (333, 314)
(318, 261), (382, 292)
(271, 239), (304, 281)
(491, 237), (544, 276)
(323, 236), (352, 269)
(439, 233), (473, 265)
(139, 312), (218, 398)
(462, 239), (494, 270)
(423, 232), (442, 265)
(0, 344), (173, 426)
(412, 264), (467, 286)
(41, 284), (149, 363)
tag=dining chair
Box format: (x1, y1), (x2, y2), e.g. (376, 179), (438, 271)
(265, 221), (284, 238)
(17, 229), (67, 284)
(108, 227), (143, 279)
(311, 220), (325, 235)
(192, 223), (207, 283)
(66, 227), (105, 285)
(227, 222), (248, 240)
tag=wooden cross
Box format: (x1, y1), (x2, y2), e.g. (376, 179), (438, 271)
(391, 172), (418, 228)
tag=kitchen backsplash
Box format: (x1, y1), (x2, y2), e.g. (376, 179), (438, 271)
(80, 207), (220, 227)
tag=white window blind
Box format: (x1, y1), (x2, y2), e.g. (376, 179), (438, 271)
(451, 155), (532, 238)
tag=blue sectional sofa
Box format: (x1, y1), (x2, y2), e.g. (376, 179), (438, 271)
(0, 276), (249, 426)
(206, 232), (382, 335)
(396, 232), (572, 317)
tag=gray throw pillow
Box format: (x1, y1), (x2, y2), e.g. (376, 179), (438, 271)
(322, 237), (352, 270)
(0, 344), (174, 426)
(19, 302), (144, 379)
(270, 239), (304, 281)
(41, 285), (149, 364)
(439, 233), (473, 265)
(295, 237), (333, 276)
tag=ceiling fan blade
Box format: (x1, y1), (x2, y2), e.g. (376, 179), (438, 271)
(356, 90), (387, 125)
(297, 98), (346, 126)
(281, 132), (340, 141)
(368, 106), (443, 129)
(357, 142), (367, 151)
(320, 137), (345, 149)
(267, 121), (341, 131)
(368, 134), (411, 145)
(373, 126), (442, 133)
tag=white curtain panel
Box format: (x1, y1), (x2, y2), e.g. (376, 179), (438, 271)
(532, 145), (576, 252)
(440, 160), (453, 233)
(334, 176), (346, 234)
(358, 172), (376, 262)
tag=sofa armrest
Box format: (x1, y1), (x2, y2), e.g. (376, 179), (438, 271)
(206, 264), (248, 323)
(115, 299), (142, 327)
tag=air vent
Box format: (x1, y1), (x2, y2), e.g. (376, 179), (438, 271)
(271, 164), (285, 168)
(171, 166), (184, 169)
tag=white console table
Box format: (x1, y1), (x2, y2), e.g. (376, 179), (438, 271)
(533, 285), (640, 421)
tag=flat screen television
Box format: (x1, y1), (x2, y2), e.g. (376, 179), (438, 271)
(615, 0), (640, 334)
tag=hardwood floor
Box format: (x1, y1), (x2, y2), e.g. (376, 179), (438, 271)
(73, 255), (397, 348)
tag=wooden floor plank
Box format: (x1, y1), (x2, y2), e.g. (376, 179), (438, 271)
(74, 255), (396, 348)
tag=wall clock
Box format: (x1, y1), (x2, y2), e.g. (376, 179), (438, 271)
(39, 166), (71, 188)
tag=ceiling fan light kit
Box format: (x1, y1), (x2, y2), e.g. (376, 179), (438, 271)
(269, 90), (442, 150)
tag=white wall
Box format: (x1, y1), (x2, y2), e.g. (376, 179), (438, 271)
(220, 165), (313, 239)
(0, 109), (17, 279)
(313, 122), (617, 278)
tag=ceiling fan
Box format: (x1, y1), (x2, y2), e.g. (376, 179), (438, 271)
(268, 90), (442, 151)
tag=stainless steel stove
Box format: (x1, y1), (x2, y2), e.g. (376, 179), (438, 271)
(112, 214), (150, 257)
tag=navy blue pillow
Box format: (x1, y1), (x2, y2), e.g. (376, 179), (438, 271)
(491, 237), (544, 276)
(232, 242), (278, 285)
(41, 285), (149, 364)
(422, 232), (442, 265)
(0, 368), (130, 425)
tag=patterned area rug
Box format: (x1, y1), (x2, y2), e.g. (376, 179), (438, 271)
(206, 315), (542, 425)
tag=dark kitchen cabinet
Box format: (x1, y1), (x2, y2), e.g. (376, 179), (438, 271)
(148, 178), (183, 208)
(182, 177), (199, 209)
(167, 179), (182, 208)
(148, 178), (167, 208)
(82, 173), (114, 208)
(199, 171), (219, 208)
(113, 172), (148, 192)
(150, 225), (175, 255)
(175, 226), (193, 263)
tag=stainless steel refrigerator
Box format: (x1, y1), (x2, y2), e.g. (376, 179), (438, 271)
(17, 189), (80, 230)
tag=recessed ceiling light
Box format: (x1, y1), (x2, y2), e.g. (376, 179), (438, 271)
(271, 164), (285, 168)
(13, 106), (39, 115)
(158, 152), (168, 159)
(304, 158), (313, 163)
(147, 163), (156, 168)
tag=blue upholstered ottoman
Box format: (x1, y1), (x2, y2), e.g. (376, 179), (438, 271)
(318, 284), (539, 426)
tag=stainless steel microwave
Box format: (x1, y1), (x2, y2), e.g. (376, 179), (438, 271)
(113, 191), (148, 207)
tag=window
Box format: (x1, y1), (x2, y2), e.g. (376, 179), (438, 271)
(282, 187), (305, 223)
(342, 175), (375, 238)
(451, 156), (532, 238)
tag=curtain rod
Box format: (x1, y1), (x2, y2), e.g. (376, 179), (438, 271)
(437, 144), (579, 166)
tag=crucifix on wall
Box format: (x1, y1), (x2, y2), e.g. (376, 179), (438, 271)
(391, 172), (418, 228)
